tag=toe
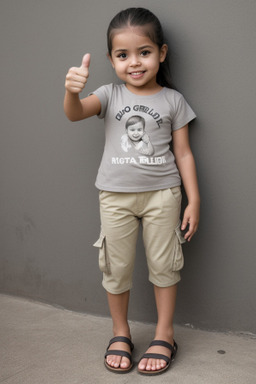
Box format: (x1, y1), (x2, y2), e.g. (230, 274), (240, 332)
(138, 358), (147, 371)
(120, 356), (130, 369)
(146, 358), (155, 371)
(160, 359), (167, 368)
(113, 356), (121, 368)
(156, 359), (162, 370)
(106, 355), (121, 368)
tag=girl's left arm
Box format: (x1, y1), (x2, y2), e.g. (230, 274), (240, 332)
(172, 124), (200, 241)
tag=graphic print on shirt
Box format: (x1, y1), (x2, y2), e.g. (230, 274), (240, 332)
(111, 102), (169, 166)
(120, 115), (154, 156)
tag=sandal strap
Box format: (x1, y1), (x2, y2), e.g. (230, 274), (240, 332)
(105, 336), (134, 362)
(141, 352), (170, 364)
(107, 336), (134, 351)
(149, 340), (177, 354)
(147, 340), (178, 361)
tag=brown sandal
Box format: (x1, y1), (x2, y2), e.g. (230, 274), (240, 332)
(104, 336), (134, 374)
(138, 340), (178, 375)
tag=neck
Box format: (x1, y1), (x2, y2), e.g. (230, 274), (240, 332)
(125, 83), (163, 96)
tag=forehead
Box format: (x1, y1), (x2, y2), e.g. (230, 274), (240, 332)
(127, 121), (144, 129)
(111, 26), (156, 50)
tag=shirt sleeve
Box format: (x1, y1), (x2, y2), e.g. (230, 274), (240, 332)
(89, 84), (113, 119)
(171, 91), (196, 131)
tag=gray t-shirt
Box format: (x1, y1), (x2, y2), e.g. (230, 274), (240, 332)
(92, 84), (196, 192)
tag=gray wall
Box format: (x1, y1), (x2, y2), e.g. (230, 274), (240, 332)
(1, 0), (256, 333)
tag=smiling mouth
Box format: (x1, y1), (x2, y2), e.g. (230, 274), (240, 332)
(130, 71), (146, 76)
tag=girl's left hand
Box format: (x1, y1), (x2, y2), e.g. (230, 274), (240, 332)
(181, 202), (200, 242)
(142, 133), (150, 143)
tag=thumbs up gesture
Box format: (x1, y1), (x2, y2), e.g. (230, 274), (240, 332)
(65, 54), (91, 93)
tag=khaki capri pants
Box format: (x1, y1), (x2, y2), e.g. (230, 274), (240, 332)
(93, 187), (186, 294)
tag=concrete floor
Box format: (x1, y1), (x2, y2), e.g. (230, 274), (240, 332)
(0, 294), (255, 384)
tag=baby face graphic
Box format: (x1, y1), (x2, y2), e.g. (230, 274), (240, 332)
(125, 116), (145, 142)
(121, 115), (154, 155)
(127, 121), (144, 142)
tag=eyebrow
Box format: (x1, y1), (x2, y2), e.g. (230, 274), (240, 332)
(113, 45), (154, 54)
(138, 45), (154, 50)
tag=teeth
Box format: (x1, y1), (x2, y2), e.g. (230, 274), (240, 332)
(131, 72), (143, 75)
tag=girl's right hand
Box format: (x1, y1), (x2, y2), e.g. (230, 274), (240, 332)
(65, 53), (91, 94)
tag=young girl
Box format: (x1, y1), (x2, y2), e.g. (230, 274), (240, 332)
(64, 7), (200, 376)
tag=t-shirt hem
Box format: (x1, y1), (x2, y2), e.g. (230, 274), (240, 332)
(95, 182), (181, 193)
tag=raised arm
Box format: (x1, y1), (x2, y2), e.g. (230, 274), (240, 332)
(64, 53), (101, 121)
(172, 125), (200, 241)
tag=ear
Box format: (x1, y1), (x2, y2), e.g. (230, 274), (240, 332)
(159, 44), (168, 63)
(107, 53), (115, 68)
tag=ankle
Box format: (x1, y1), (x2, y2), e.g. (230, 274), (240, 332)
(112, 324), (131, 339)
(155, 325), (174, 343)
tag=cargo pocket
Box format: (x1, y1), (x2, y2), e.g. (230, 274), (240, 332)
(93, 232), (111, 275)
(172, 222), (186, 271)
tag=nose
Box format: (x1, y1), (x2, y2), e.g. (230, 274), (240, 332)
(130, 55), (141, 66)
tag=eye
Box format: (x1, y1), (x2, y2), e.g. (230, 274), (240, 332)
(141, 50), (151, 57)
(117, 52), (127, 59)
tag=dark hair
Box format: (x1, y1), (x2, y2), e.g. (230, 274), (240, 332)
(125, 115), (146, 130)
(107, 7), (173, 88)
